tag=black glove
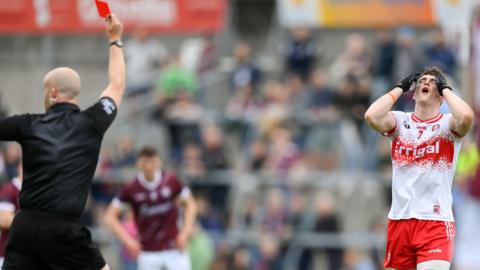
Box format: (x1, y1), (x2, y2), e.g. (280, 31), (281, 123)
(436, 75), (452, 96)
(395, 72), (421, 92)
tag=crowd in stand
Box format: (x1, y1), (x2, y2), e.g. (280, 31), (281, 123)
(1, 26), (479, 270)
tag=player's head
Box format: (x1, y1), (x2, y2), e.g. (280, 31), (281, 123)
(413, 66), (445, 107)
(43, 67), (81, 110)
(137, 146), (161, 177)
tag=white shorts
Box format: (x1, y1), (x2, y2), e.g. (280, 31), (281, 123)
(138, 250), (191, 270)
(0, 257), (3, 267)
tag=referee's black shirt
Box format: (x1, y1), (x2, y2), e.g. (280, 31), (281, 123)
(0, 97), (117, 218)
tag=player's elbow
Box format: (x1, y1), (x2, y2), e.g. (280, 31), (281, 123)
(364, 110), (376, 126)
(459, 109), (474, 130)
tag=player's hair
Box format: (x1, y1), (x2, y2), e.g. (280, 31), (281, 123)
(137, 146), (159, 158)
(420, 66), (446, 82)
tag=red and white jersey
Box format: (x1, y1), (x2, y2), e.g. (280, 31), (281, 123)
(112, 170), (190, 251)
(385, 112), (462, 222)
(0, 178), (21, 258)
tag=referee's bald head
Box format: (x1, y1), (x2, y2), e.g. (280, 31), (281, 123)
(43, 67), (81, 109)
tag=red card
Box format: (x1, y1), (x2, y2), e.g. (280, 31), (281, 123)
(95, 0), (111, 19)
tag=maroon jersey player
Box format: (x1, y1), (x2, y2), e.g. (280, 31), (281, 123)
(105, 146), (197, 270)
(0, 164), (22, 267)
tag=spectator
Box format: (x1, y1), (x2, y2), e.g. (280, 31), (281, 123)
(423, 28), (457, 77)
(113, 136), (136, 168)
(124, 27), (168, 97)
(181, 144), (206, 180)
(248, 139), (268, 171)
(230, 42), (261, 93)
(3, 144), (20, 180)
(393, 27), (423, 83)
(264, 127), (302, 176)
(164, 91), (204, 163)
(336, 75), (370, 131)
(230, 247), (253, 270)
(392, 27), (422, 110)
(330, 33), (372, 85)
(188, 223), (215, 270)
(288, 74), (311, 129)
(255, 233), (283, 270)
(156, 57), (198, 101)
(372, 30), (396, 100)
(201, 125), (230, 171)
(313, 194), (343, 270)
(303, 70), (341, 170)
(258, 81), (291, 138)
(257, 189), (288, 239)
(284, 26), (318, 81)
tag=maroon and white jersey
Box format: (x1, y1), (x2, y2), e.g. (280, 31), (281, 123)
(385, 112), (462, 221)
(0, 178), (21, 257)
(113, 170), (189, 251)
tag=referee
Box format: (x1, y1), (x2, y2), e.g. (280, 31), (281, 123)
(0, 15), (124, 270)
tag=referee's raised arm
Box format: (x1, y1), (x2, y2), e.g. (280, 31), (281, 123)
(100, 14), (125, 107)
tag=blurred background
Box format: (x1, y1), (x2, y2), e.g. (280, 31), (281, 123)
(1, 0), (480, 269)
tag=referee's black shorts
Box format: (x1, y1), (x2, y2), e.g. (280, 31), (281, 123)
(3, 209), (106, 270)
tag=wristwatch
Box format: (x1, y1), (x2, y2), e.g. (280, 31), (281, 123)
(110, 40), (123, 48)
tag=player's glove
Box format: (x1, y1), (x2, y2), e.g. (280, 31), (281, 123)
(436, 74), (452, 96)
(395, 72), (421, 92)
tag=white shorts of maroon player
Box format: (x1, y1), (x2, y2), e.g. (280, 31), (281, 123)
(138, 250), (191, 270)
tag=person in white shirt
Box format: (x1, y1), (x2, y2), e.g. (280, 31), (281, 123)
(364, 66), (474, 270)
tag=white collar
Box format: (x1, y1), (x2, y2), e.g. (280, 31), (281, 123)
(12, 177), (22, 190)
(137, 170), (162, 190)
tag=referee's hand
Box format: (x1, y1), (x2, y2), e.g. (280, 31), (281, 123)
(105, 14), (123, 42)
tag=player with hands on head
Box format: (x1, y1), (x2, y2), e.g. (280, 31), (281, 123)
(365, 66), (474, 270)
(0, 14), (124, 270)
(104, 146), (197, 270)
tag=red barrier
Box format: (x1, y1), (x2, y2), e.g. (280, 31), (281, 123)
(0, 0), (226, 34)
